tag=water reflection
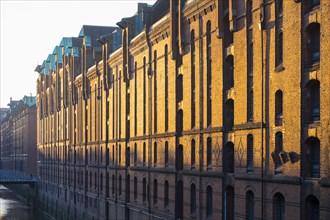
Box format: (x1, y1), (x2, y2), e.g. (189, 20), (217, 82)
(0, 185), (45, 220)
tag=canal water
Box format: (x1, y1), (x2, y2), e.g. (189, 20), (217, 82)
(0, 185), (48, 220)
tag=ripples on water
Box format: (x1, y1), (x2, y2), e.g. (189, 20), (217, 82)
(0, 184), (44, 220)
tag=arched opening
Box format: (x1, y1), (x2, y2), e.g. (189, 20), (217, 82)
(177, 109), (183, 137)
(191, 139), (196, 169)
(206, 185), (213, 219)
(224, 186), (234, 220)
(177, 144), (183, 171)
(246, 190), (254, 220)
(207, 137), (212, 169)
(305, 23), (320, 66)
(225, 99), (234, 131)
(224, 142), (234, 173)
(165, 141), (169, 167)
(273, 192), (285, 220)
(225, 55), (234, 91)
(303, 137), (320, 178)
(190, 184), (196, 215)
(247, 134), (254, 172)
(303, 80), (320, 123)
(177, 74), (183, 102)
(154, 142), (157, 167)
(164, 180), (169, 207)
(305, 195), (319, 220)
(176, 180), (184, 219)
(153, 179), (158, 205)
(275, 90), (283, 126)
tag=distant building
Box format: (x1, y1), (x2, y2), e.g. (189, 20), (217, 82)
(35, 0), (330, 220)
(0, 96), (37, 175)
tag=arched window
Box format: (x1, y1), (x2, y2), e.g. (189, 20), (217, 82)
(153, 179), (158, 205)
(177, 74), (183, 102)
(273, 132), (283, 173)
(143, 56), (147, 134)
(275, 90), (283, 126)
(246, 190), (254, 220)
(224, 186), (234, 220)
(177, 109), (183, 137)
(190, 184), (196, 215)
(224, 142), (235, 173)
(112, 175), (115, 194)
(177, 144), (183, 171)
(94, 172), (97, 189)
(134, 177), (137, 201)
(273, 193), (285, 220)
(225, 55), (234, 91)
(275, 0), (283, 67)
(304, 137), (320, 178)
(247, 134), (254, 172)
(225, 99), (234, 131)
(100, 173), (103, 192)
(119, 175), (122, 196)
(206, 186), (213, 218)
(224, 14), (233, 48)
(246, 0), (254, 75)
(134, 143), (137, 166)
(165, 141), (169, 167)
(191, 139), (196, 169)
(143, 142), (146, 166)
(207, 137), (212, 169)
(304, 80), (320, 123)
(306, 195), (319, 220)
(164, 180), (169, 207)
(154, 142), (157, 167)
(305, 23), (320, 66)
(142, 178), (146, 202)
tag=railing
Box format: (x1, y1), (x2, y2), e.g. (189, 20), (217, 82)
(0, 169), (38, 184)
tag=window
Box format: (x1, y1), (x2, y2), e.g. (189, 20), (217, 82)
(153, 179), (158, 205)
(247, 134), (254, 172)
(119, 175), (122, 196)
(207, 21), (212, 127)
(190, 184), (196, 215)
(275, 90), (283, 126)
(165, 141), (169, 167)
(224, 15), (233, 48)
(225, 99), (234, 131)
(206, 186), (213, 219)
(225, 55), (234, 91)
(177, 74), (183, 102)
(304, 80), (320, 123)
(274, 132), (283, 171)
(207, 137), (212, 169)
(177, 145), (183, 171)
(305, 23), (320, 66)
(224, 142), (235, 173)
(247, 0), (254, 75)
(165, 45), (169, 132)
(143, 142), (146, 166)
(177, 109), (183, 137)
(246, 191), (254, 220)
(275, 0), (283, 67)
(94, 172), (97, 189)
(154, 50), (157, 133)
(306, 195), (319, 220)
(191, 139), (196, 169)
(273, 193), (285, 220)
(112, 175), (115, 194)
(164, 181), (169, 207)
(142, 178), (146, 202)
(191, 30), (196, 129)
(126, 147), (130, 167)
(224, 186), (234, 220)
(134, 143), (137, 166)
(100, 173), (103, 192)
(118, 144), (121, 164)
(247, 90), (254, 121)
(134, 177), (137, 201)
(304, 137), (320, 178)
(154, 142), (157, 167)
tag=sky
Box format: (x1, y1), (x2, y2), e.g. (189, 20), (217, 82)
(0, 0), (157, 108)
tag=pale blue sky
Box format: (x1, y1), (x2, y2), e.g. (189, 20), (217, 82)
(0, 0), (156, 108)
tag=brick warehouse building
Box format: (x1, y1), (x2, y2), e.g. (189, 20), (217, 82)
(0, 96), (37, 175)
(34, 0), (330, 219)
